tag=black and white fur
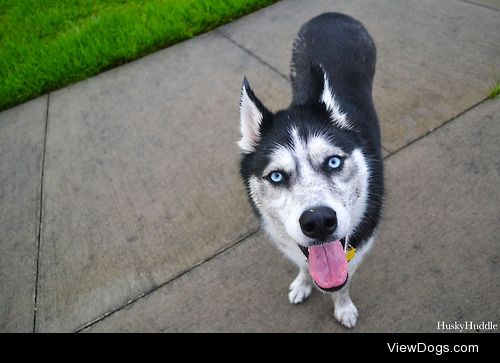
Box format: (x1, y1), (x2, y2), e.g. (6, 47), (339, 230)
(238, 13), (384, 328)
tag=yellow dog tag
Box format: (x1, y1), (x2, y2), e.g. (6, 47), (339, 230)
(346, 246), (356, 262)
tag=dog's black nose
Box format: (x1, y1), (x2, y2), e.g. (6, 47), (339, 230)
(299, 207), (337, 241)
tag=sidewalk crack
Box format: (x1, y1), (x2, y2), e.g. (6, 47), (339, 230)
(383, 97), (491, 161)
(74, 228), (260, 332)
(459, 0), (499, 11)
(216, 29), (290, 82)
(33, 93), (50, 332)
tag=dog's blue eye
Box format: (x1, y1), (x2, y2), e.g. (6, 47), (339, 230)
(327, 156), (342, 170)
(269, 171), (284, 184)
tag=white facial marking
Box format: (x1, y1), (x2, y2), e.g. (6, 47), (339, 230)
(248, 129), (370, 252)
(263, 146), (295, 176)
(238, 85), (263, 154)
(307, 135), (345, 165)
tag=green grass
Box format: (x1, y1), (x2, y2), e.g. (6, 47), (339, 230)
(0, 0), (279, 111)
(489, 82), (500, 99)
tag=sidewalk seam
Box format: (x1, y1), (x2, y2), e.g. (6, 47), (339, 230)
(383, 97), (491, 161)
(459, 0), (499, 11)
(216, 29), (290, 82)
(74, 227), (260, 332)
(33, 93), (50, 333)
(382, 146), (392, 155)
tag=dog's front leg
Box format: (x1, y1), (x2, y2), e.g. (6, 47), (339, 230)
(288, 267), (313, 304)
(332, 235), (375, 328)
(332, 283), (358, 328)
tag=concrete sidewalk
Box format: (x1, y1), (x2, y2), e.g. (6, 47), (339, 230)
(1, 0), (499, 332)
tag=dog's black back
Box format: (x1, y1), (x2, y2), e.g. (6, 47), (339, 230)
(291, 13), (380, 157)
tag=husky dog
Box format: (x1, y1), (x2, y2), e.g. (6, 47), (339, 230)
(238, 13), (383, 328)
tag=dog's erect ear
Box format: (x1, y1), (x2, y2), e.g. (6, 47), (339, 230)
(238, 78), (271, 153)
(311, 62), (352, 130)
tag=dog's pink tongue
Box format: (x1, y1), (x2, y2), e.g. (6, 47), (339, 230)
(308, 240), (348, 289)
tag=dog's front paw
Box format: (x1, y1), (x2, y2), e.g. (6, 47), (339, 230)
(334, 299), (358, 328)
(288, 272), (312, 304)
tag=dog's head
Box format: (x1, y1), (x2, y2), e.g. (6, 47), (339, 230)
(238, 66), (372, 291)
